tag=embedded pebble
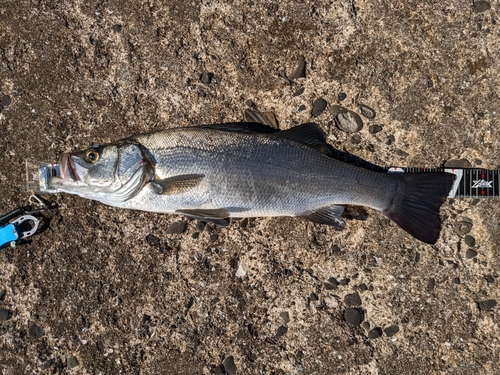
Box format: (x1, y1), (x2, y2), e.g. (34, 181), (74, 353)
(280, 311), (290, 324)
(146, 233), (161, 246)
(248, 353), (257, 362)
(297, 104), (306, 112)
(357, 103), (376, 119)
(337, 92), (346, 101)
(288, 55), (306, 81)
(455, 221), (473, 236)
(384, 325), (400, 337)
(0, 308), (12, 321)
(166, 222), (187, 234)
(465, 249), (478, 259)
(344, 308), (363, 326)
(244, 99), (254, 107)
(329, 104), (348, 117)
(464, 235), (476, 247)
(235, 264), (247, 278)
(292, 87), (304, 97)
(368, 327), (383, 339)
(97, 340), (105, 353)
(473, 1), (491, 13)
(311, 98), (327, 117)
(361, 321), (370, 330)
(478, 299), (497, 311)
(368, 125), (383, 134)
(0, 95), (11, 106)
(396, 149), (409, 157)
(111, 24), (122, 32)
(427, 278), (436, 292)
(67, 355), (79, 369)
(309, 292), (318, 302)
(444, 159), (472, 168)
(335, 111), (363, 133)
(200, 72), (214, 84)
(0, 289), (5, 301)
(223, 356), (237, 375)
(344, 292), (362, 307)
(453, 277), (460, 284)
(276, 325), (288, 338)
(28, 324), (44, 339)
(485, 275), (495, 284)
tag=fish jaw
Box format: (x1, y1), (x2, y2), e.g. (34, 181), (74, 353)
(59, 153), (88, 182)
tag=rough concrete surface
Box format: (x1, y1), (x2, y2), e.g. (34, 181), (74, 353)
(0, 1), (499, 374)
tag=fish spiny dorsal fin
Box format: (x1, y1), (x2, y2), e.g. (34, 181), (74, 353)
(150, 174), (205, 195)
(276, 123), (332, 156)
(243, 109), (279, 128)
(300, 205), (345, 229)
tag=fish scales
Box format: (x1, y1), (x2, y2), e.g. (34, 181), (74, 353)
(127, 127), (394, 216)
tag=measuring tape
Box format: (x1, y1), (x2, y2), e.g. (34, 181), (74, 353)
(388, 167), (499, 198)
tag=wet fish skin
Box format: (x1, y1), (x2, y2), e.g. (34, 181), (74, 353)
(50, 123), (455, 244)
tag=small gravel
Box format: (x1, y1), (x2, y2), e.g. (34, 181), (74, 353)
(344, 292), (362, 307)
(223, 356), (237, 375)
(288, 55), (306, 81)
(344, 308), (363, 326)
(478, 299), (497, 311)
(67, 355), (79, 369)
(465, 249), (478, 259)
(311, 98), (327, 117)
(28, 325), (44, 339)
(368, 327), (383, 339)
(384, 325), (400, 337)
(166, 222), (187, 234)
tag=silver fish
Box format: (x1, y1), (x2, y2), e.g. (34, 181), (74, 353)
(49, 123), (455, 244)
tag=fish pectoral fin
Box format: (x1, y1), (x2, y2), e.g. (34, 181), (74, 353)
(300, 205), (346, 229)
(276, 123), (332, 156)
(150, 174), (205, 195)
(176, 208), (230, 226)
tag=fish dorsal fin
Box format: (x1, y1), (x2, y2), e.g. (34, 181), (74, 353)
(243, 109), (279, 128)
(276, 123), (332, 155)
(300, 205), (345, 229)
(197, 122), (278, 134)
(176, 208), (230, 226)
(150, 174), (205, 195)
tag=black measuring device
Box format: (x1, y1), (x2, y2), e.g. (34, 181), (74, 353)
(387, 167), (499, 198)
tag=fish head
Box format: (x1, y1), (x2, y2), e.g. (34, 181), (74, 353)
(50, 142), (154, 204)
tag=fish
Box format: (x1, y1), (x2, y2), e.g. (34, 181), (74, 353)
(48, 122), (455, 244)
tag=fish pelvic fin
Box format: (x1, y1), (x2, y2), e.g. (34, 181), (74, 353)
(382, 172), (456, 244)
(150, 174), (205, 195)
(300, 205), (345, 229)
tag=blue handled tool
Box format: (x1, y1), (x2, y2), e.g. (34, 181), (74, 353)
(0, 215), (40, 248)
(0, 195), (57, 249)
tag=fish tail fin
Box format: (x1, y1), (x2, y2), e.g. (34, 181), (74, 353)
(382, 172), (456, 244)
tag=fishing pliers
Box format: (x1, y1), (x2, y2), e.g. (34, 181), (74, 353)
(0, 195), (56, 248)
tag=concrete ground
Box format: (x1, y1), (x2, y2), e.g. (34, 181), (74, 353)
(0, 0), (499, 374)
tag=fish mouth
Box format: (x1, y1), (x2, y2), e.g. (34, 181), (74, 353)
(60, 153), (87, 182)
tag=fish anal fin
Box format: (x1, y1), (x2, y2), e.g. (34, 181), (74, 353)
(176, 208), (230, 226)
(301, 205), (345, 229)
(150, 174), (204, 195)
(276, 123), (332, 156)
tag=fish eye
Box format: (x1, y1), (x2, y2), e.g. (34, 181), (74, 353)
(85, 150), (100, 163)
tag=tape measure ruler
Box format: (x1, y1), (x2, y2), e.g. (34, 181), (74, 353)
(387, 167), (499, 198)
